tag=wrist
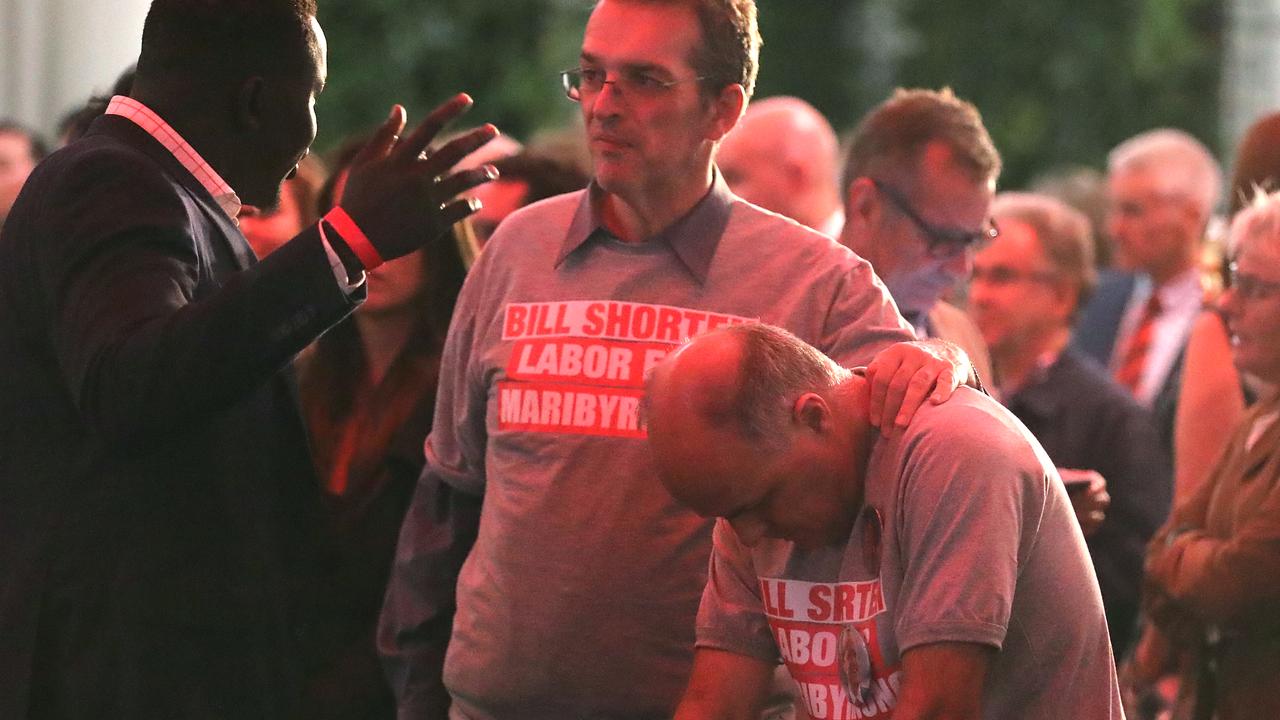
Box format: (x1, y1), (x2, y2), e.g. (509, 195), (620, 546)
(324, 205), (384, 270)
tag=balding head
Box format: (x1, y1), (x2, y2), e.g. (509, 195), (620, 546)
(716, 97), (842, 231)
(645, 325), (869, 548)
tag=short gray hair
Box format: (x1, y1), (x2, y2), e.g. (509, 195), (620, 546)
(714, 324), (849, 447)
(1108, 128), (1223, 216)
(991, 192), (1098, 309)
(1228, 188), (1280, 258)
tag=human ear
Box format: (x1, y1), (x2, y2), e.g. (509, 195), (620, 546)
(235, 76), (266, 131)
(845, 177), (883, 231)
(707, 83), (748, 142)
(793, 392), (831, 434)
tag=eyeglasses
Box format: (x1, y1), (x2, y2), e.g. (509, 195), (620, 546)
(869, 178), (999, 259)
(561, 67), (706, 102)
(970, 265), (1057, 286)
(1228, 262), (1280, 299)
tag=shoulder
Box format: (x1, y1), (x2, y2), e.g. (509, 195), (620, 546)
(1053, 350), (1151, 418)
(725, 200), (857, 263)
(897, 388), (1048, 477)
(31, 133), (186, 220)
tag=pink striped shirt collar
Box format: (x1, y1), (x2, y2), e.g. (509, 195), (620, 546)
(105, 95), (241, 222)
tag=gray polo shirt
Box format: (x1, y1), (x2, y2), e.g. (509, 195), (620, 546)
(698, 388), (1124, 719)
(387, 176), (912, 719)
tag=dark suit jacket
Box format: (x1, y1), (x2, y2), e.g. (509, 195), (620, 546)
(1072, 268), (1136, 366)
(1072, 269), (1183, 453)
(1004, 348), (1173, 658)
(0, 114), (361, 718)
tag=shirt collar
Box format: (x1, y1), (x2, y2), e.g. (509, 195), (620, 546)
(1004, 346), (1072, 418)
(1155, 266), (1204, 310)
(1135, 266), (1203, 312)
(105, 95), (242, 222)
(554, 171), (735, 284)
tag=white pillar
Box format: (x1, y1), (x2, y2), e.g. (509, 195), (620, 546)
(0, 0), (150, 139)
(1223, 0), (1280, 162)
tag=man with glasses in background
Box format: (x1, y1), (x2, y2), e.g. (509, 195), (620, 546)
(378, 2), (980, 717)
(837, 87), (999, 383)
(969, 192), (1172, 660)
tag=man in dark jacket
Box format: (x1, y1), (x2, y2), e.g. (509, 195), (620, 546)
(0, 0), (497, 716)
(970, 191), (1173, 658)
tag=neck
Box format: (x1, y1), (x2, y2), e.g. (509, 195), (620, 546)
(131, 86), (238, 187)
(991, 326), (1070, 394)
(354, 310), (417, 386)
(1150, 256), (1196, 288)
(799, 193), (842, 234)
(832, 374), (876, 505)
(600, 162), (714, 242)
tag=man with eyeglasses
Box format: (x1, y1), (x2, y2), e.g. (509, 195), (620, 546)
(378, 1), (981, 717)
(1072, 129), (1222, 457)
(837, 87), (998, 384)
(643, 322), (1124, 719)
(970, 192), (1172, 660)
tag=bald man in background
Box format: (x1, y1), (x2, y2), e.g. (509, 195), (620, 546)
(715, 96), (845, 237)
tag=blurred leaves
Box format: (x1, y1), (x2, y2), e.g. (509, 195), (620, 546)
(317, 0), (1223, 187)
(316, 0), (590, 153)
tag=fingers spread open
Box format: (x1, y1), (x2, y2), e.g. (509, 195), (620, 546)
(438, 196), (483, 226)
(353, 105), (407, 167)
(422, 124), (500, 175)
(393, 94), (474, 164)
(432, 165), (499, 203)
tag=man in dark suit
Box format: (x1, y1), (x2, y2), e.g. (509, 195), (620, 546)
(1071, 128), (1221, 453)
(0, 0), (497, 716)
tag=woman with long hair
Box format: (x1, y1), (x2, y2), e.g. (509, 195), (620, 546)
(297, 136), (470, 718)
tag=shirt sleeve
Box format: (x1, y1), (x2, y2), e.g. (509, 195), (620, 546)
(317, 218), (367, 294)
(890, 399), (1047, 653)
(694, 519), (781, 664)
(817, 251), (916, 368)
(1148, 422), (1280, 630)
(377, 249), (493, 707)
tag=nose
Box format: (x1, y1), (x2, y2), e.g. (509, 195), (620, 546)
(728, 514), (768, 547)
(1221, 285), (1242, 322)
(587, 80), (625, 119)
(1106, 212), (1128, 248)
(945, 246), (974, 281)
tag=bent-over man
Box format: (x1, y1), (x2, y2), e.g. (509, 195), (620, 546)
(646, 324), (1123, 719)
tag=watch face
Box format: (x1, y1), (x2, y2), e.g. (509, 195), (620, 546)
(861, 505), (883, 576)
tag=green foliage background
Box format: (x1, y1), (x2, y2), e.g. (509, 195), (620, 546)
(316, 0), (1223, 189)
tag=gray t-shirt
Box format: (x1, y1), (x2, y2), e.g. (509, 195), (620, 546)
(698, 388), (1123, 719)
(382, 177), (913, 719)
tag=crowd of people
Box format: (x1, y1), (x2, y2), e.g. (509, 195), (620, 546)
(1, 0), (1277, 718)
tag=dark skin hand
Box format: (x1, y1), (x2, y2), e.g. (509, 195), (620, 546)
(339, 94), (500, 262)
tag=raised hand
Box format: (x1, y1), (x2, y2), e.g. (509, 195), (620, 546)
(339, 94), (500, 262)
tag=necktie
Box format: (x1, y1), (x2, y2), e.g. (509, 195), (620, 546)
(1114, 293), (1162, 393)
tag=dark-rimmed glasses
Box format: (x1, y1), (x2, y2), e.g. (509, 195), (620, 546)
(1229, 262), (1280, 299)
(970, 265), (1058, 286)
(869, 178), (999, 259)
(561, 67), (706, 102)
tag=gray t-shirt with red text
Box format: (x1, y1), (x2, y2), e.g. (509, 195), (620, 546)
(698, 388), (1124, 719)
(384, 177), (914, 719)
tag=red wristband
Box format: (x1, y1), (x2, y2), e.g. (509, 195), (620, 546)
(324, 206), (383, 270)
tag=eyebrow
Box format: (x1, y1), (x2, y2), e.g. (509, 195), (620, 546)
(579, 52), (672, 77)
